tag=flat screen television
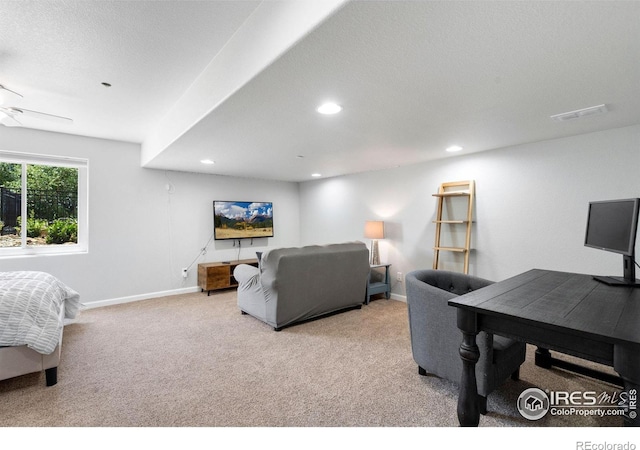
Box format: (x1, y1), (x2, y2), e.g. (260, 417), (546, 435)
(213, 201), (274, 240)
(584, 198), (640, 286)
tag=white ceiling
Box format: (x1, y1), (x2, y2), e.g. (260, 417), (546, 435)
(1, 0), (639, 182)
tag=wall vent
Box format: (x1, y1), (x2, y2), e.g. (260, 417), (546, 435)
(550, 104), (608, 122)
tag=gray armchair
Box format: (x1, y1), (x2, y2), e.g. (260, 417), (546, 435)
(405, 269), (526, 413)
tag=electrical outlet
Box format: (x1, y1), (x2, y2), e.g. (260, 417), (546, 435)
(182, 268), (188, 278)
(396, 272), (403, 282)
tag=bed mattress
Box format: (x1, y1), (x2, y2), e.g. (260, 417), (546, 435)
(0, 271), (80, 354)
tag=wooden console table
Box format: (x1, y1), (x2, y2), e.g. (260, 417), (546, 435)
(448, 269), (640, 427)
(198, 259), (258, 295)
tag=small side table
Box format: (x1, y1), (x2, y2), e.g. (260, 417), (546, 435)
(366, 263), (391, 304)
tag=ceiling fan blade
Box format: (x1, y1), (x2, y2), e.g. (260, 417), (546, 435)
(0, 84), (23, 105)
(10, 107), (73, 124)
(0, 109), (22, 127)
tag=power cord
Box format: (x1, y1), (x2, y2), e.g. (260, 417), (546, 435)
(184, 232), (215, 273)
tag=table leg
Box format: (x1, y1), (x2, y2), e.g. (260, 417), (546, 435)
(384, 266), (390, 299)
(534, 347), (552, 368)
(614, 345), (640, 427)
(456, 308), (480, 427)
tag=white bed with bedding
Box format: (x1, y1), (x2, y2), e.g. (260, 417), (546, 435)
(0, 271), (80, 386)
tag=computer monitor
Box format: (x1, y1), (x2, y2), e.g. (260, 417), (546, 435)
(584, 198), (640, 286)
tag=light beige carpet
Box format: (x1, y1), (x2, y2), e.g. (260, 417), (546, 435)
(0, 290), (624, 427)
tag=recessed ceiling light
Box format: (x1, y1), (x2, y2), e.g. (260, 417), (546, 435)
(311, 173), (322, 177)
(200, 159), (215, 165)
(316, 102), (342, 115)
(446, 145), (463, 153)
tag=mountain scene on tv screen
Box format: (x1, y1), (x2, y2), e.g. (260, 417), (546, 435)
(214, 201), (273, 239)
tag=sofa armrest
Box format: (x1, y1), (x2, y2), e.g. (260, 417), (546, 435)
(234, 263), (268, 322)
(233, 264), (259, 285)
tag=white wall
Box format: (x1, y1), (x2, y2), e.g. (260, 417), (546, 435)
(2, 124), (638, 305)
(299, 125), (640, 298)
(0, 127), (300, 306)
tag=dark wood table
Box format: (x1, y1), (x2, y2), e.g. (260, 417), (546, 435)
(448, 269), (640, 426)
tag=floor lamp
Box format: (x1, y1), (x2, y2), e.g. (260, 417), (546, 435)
(364, 221), (384, 265)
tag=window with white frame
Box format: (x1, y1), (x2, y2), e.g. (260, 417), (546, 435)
(0, 151), (88, 256)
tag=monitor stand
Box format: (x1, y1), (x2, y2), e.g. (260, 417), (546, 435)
(593, 255), (640, 287)
(592, 275), (640, 287)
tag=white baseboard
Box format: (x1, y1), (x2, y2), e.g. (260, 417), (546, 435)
(81, 286), (201, 310)
(81, 287), (406, 310)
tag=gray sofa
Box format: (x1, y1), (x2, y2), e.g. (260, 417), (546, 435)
(405, 269), (526, 413)
(234, 242), (370, 331)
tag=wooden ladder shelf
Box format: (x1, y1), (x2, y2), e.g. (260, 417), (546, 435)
(432, 180), (475, 274)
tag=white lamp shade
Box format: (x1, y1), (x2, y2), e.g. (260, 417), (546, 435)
(364, 221), (384, 239)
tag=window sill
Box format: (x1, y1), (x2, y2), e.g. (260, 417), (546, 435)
(0, 245), (88, 259)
